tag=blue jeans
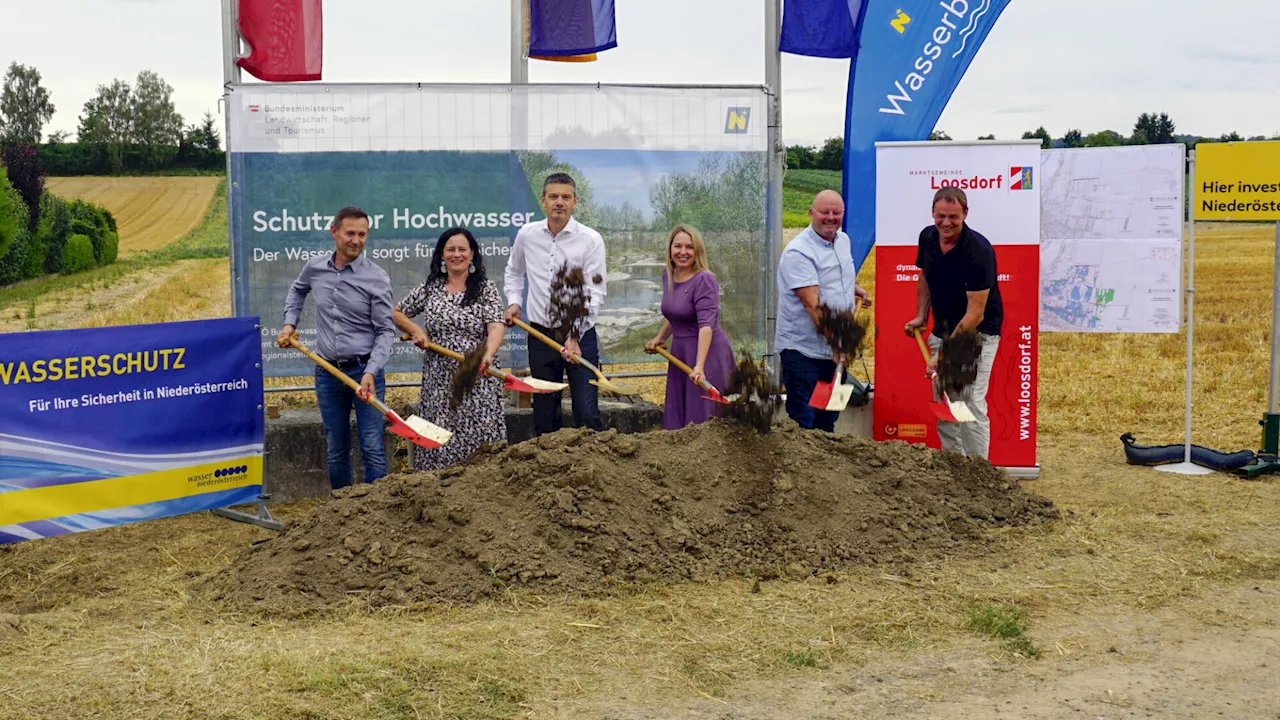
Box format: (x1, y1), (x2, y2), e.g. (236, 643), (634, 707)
(780, 349), (839, 432)
(314, 364), (387, 490)
(528, 324), (605, 436)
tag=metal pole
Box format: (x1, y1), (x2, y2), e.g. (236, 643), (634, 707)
(221, 0), (241, 315)
(1157, 148), (1212, 475)
(511, 0), (529, 84)
(764, 0), (783, 377)
(215, 0), (283, 529)
(1270, 220), (1280, 418)
(1183, 167), (1195, 465)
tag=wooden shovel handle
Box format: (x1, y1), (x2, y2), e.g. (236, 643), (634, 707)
(912, 327), (933, 364)
(652, 344), (694, 376)
(398, 333), (514, 381)
(509, 317), (567, 355)
(654, 344), (718, 394)
(288, 335), (392, 415)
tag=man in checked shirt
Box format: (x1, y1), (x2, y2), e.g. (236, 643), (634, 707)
(278, 206), (395, 490)
(504, 173), (608, 436)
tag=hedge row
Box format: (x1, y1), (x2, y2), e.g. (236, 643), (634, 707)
(0, 167), (118, 286)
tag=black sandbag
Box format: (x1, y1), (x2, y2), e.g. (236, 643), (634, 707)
(1120, 432), (1255, 471)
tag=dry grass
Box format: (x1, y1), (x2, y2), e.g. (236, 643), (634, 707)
(1, 223), (1278, 718)
(1, 439), (1276, 719)
(46, 176), (221, 254)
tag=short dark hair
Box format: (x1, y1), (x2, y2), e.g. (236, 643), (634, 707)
(332, 206), (370, 229)
(542, 173), (576, 196)
(932, 187), (968, 211)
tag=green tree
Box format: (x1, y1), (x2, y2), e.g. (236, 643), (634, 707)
(786, 144), (817, 170)
(1132, 112), (1176, 145)
(649, 153), (766, 232)
(1062, 129), (1084, 148)
(0, 166), (26, 259)
(78, 79), (134, 172)
(1021, 126), (1051, 149)
(592, 202), (646, 231)
(61, 233), (95, 275)
(977, 134), (995, 140)
(0, 63), (55, 146)
(817, 137), (843, 170)
(1219, 131), (1243, 142)
(132, 70), (183, 168)
(928, 130), (952, 141)
(1084, 130), (1124, 147)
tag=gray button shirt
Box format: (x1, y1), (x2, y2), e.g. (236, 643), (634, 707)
(282, 252), (395, 377)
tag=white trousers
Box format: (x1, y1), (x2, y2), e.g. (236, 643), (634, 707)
(928, 332), (1000, 460)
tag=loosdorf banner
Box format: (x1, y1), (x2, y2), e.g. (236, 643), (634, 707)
(872, 140), (1041, 473)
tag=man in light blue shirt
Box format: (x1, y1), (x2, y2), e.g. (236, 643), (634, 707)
(775, 190), (871, 431)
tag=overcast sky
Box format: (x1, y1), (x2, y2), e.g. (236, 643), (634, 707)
(4, 0), (1277, 146)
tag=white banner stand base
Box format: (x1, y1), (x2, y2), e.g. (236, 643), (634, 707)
(1154, 461), (1215, 476)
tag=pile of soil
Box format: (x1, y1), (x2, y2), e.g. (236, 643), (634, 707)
(208, 421), (1057, 610)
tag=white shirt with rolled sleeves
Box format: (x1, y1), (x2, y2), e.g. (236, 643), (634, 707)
(774, 225), (857, 360)
(504, 217), (607, 336)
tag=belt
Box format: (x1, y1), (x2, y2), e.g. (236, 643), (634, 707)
(326, 354), (370, 370)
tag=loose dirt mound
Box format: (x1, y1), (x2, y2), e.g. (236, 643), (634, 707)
(209, 421), (1057, 610)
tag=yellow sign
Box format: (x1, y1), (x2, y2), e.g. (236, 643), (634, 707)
(1195, 140), (1280, 220)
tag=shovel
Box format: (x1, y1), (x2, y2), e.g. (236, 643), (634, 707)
(509, 317), (642, 396)
(398, 334), (567, 394)
(912, 328), (976, 423)
(809, 360), (855, 412)
(286, 335), (454, 449)
(651, 344), (733, 405)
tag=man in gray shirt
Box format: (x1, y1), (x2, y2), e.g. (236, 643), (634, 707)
(277, 206), (395, 490)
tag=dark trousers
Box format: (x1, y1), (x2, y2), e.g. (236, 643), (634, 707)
(314, 363), (387, 490)
(528, 323), (605, 436)
(780, 349), (839, 432)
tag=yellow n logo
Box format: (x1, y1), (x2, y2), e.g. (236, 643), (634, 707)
(724, 107), (750, 134)
(891, 9), (911, 34)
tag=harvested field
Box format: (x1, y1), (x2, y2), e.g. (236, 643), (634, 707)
(45, 176), (222, 254)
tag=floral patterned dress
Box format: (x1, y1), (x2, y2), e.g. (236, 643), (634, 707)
(396, 278), (507, 471)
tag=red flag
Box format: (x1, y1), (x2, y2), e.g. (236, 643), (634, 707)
(237, 0), (323, 82)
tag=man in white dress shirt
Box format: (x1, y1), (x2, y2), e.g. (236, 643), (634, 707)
(504, 173), (608, 435)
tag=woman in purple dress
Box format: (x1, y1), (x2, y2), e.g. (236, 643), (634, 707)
(644, 224), (736, 430)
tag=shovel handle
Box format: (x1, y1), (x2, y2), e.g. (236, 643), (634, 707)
(399, 333), (515, 384)
(287, 336), (393, 416)
(912, 327), (934, 364)
(509, 317), (566, 354)
(653, 344), (715, 393)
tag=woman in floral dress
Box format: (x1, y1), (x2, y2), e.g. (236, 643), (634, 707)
(393, 227), (506, 471)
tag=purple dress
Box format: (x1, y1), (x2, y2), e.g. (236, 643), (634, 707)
(661, 269), (736, 430)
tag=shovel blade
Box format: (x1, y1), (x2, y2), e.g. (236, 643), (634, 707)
(503, 375), (566, 394)
(388, 412), (453, 449)
(928, 398), (976, 424)
(809, 379), (853, 412)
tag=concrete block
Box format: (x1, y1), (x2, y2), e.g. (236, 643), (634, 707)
(262, 398), (666, 503)
(262, 409), (395, 504)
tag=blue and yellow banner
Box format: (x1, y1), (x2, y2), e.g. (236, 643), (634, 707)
(0, 317), (265, 544)
(842, 0), (1012, 268)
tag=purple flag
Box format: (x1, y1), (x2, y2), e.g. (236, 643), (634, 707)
(529, 0), (618, 57)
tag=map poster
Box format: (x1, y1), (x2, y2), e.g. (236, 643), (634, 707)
(1039, 144), (1185, 333)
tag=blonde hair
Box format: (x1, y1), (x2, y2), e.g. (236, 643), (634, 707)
(664, 224), (711, 288)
